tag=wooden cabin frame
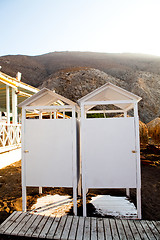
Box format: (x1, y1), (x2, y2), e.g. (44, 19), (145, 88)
(78, 82), (142, 219)
(19, 88), (79, 215)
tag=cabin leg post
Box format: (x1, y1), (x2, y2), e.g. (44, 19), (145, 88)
(78, 174), (82, 196)
(134, 102), (141, 219)
(83, 188), (87, 217)
(73, 187), (77, 215)
(126, 188), (130, 197)
(39, 187), (42, 194)
(38, 112), (43, 194)
(22, 186), (27, 212)
(137, 187), (141, 219)
(21, 108), (27, 212)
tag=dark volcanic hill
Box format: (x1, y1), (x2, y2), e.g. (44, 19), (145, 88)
(0, 51), (160, 122)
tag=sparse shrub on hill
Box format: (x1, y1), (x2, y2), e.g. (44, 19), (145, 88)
(147, 118), (160, 144)
(139, 120), (149, 145)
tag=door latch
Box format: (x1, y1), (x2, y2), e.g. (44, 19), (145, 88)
(24, 150), (29, 153)
(132, 150), (137, 153)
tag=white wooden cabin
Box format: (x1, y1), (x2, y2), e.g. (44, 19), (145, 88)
(0, 71), (38, 168)
(18, 88), (79, 215)
(78, 82), (142, 218)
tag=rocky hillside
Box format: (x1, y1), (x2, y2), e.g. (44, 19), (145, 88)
(40, 68), (160, 123)
(0, 51), (160, 122)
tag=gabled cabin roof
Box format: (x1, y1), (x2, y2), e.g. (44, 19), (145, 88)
(18, 88), (77, 108)
(77, 82), (142, 111)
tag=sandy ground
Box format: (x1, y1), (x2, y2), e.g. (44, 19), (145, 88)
(0, 145), (160, 239)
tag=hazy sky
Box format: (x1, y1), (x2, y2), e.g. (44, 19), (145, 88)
(1, 0), (160, 56)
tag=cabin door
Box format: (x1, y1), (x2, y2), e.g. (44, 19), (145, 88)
(24, 118), (74, 187)
(83, 117), (137, 188)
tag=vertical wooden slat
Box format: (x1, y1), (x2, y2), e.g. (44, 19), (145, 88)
(12, 88), (17, 124)
(6, 85), (10, 123)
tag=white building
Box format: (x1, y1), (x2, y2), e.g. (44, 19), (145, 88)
(0, 70), (39, 168)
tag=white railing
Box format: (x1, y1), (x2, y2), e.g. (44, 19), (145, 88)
(0, 123), (21, 148)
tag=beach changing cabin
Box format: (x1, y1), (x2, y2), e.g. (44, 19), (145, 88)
(18, 88), (79, 215)
(78, 83), (142, 218)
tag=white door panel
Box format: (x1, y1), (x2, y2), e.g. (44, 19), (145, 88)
(83, 117), (136, 188)
(25, 119), (73, 187)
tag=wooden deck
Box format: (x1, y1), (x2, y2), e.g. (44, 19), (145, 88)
(0, 211), (160, 239)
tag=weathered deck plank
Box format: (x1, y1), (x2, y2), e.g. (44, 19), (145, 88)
(115, 219), (127, 240)
(97, 218), (104, 240)
(4, 212), (26, 235)
(32, 215), (49, 238)
(140, 220), (156, 239)
(103, 218), (112, 240)
(46, 216), (61, 239)
(83, 217), (91, 240)
(147, 221), (160, 239)
(18, 213), (38, 236)
(134, 220), (149, 240)
(0, 212), (160, 240)
(61, 215), (73, 240)
(39, 215), (55, 238)
(121, 219), (134, 239)
(90, 217), (97, 240)
(0, 212), (16, 230)
(76, 216), (85, 240)
(152, 221), (160, 234)
(0, 211), (21, 234)
(11, 212), (33, 236)
(68, 216), (79, 240)
(25, 214), (43, 237)
(127, 220), (141, 240)
(53, 215), (67, 239)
